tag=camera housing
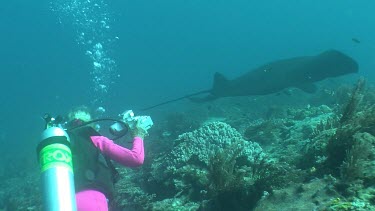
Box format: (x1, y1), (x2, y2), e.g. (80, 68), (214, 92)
(121, 110), (153, 131)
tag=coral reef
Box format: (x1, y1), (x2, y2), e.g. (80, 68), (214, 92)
(244, 104), (338, 168)
(142, 122), (286, 210)
(2, 79), (375, 210)
(113, 168), (156, 210)
(325, 79), (375, 176)
(0, 170), (41, 211)
(255, 175), (374, 211)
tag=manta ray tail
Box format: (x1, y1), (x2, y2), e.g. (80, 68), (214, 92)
(140, 89), (211, 111)
(140, 72), (229, 111)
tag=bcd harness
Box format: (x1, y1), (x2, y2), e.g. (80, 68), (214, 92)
(68, 126), (119, 200)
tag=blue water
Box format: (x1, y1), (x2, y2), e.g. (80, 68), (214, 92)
(0, 0), (374, 167)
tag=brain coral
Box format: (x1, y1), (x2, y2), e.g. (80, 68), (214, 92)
(147, 121), (273, 208)
(161, 121), (264, 172)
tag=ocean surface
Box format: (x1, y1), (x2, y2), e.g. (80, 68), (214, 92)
(0, 0), (374, 210)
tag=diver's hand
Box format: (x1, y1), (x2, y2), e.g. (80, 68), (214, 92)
(131, 120), (148, 139)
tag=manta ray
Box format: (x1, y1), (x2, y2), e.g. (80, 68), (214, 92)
(142, 50), (358, 110)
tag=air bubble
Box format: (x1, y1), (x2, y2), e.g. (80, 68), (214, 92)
(93, 62), (101, 68)
(50, 0), (117, 105)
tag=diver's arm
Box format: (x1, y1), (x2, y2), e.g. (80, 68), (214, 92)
(90, 136), (144, 167)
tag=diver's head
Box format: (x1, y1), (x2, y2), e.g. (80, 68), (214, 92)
(66, 106), (92, 128)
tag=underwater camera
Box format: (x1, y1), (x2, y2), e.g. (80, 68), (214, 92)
(120, 110), (153, 130)
(109, 110), (153, 137)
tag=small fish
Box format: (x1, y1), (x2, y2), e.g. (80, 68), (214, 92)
(352, 38), (361, 44)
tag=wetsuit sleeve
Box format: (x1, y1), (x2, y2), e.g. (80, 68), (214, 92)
(90, 136), (144, 167)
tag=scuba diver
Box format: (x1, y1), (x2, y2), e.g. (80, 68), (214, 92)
(65, 106), (150, 211)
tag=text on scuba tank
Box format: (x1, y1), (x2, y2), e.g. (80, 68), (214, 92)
(39, 144), (73, 172)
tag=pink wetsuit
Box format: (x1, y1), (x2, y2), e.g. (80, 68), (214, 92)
(76, 136), (144, 211)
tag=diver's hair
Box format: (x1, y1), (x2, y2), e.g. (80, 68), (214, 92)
(67, 105), (92, 122)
